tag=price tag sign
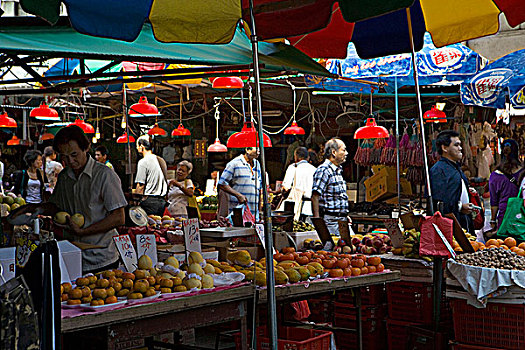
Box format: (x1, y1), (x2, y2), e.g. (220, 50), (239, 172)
(136, 234), (158, 266)
(382, 218), (404, 248)
(183, 218), (201, 262)
(113, 235), (138, 272)
(255, 224), (276, 254)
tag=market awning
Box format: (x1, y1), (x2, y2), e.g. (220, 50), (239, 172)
(0, 23), (331, 77)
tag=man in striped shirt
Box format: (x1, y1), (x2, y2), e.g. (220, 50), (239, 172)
(218, 147), (262, 219)
(312, 138), (349, 236)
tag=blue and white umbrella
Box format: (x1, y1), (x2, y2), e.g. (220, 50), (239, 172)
(461, 49), (525, 109)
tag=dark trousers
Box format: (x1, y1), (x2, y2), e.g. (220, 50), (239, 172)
(141, 196), (167, 216)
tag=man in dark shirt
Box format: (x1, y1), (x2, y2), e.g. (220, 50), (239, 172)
(429, 130), (474, 232)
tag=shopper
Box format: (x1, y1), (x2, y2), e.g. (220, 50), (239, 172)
(218, 147), (262, 219)
(134, 135), (168, 216)
(167, 160), (194, 218)
(279, 147), (316, 218)
(94, 145), (113, 169)
(312, 138), (349, 236)
(489, 139), (523, 230)
(44, 146), (63, 191)
(13, 150), (48, 203)
(9, 126), (128, 273)
(430, 130), (474, 233)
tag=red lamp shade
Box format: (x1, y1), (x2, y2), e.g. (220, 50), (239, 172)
(207, 138), (228, 152)
(423, 106), (447, 123)
(39, 132), (55, 141)
(283, 121), (305, 135)
(171, 123), (191, 137)
(354, 118), (389, 139)
(0, 112), (17, 128)
(212, 76), (244, 89)
(7, 135), (20, 145)
(30, 103), (60, 121)
(129, 96), (159, 117)
(116, 132), (135, 143)
(227, 123), (272, 148)
(68, 119), (95, 133)
(148, 123), (167, 136)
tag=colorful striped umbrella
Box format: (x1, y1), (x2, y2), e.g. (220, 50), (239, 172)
(20, 0), (525, 59)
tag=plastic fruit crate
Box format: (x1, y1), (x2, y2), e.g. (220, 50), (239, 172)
(387, 281), (449, 325)
(450, 343), (506, 350)
(387, 318), (423, 350)
(336, 284), (387, 305)
(335, 329), (386, 350)
(451, 299), (525, 349)
(239, 326), (332, 350)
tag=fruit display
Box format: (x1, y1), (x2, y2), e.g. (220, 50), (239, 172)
(293, 221), (315, 232)
(53, 211), (85, 227)
(200, 216), (231, 228)
(0, 193), (26, 216)
(303, 239), (324, 251)
(454, 248), (525, 270)
(391, 228), (424, 259)
(196, 195), (218, 211)
(341, 233), (392, 255)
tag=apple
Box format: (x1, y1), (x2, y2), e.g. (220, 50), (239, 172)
(365, 239), (374, 247)
(342, 246), (353, 253)
(373, 238), (384, 249)
(71, 213), (85, 228)
(351, 237), (361, 246)
(338, 239), (347, 247)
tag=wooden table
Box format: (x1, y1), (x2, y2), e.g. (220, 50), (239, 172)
(62, 285), (254, 350)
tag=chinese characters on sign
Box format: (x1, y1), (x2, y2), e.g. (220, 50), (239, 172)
(183, 218), (201, 263)
(137, 234), (158, 266)
(113, 235), (137, 272)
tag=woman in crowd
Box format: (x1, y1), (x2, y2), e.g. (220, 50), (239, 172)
(13, 150), (48, 204)
(167, 160), (195, 218)
(488, 139), (523, 231)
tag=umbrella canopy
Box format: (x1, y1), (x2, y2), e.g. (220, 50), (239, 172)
(18, 0), (525, 59)
(312, 32), (484, 92)
(461, 49), (525, 109)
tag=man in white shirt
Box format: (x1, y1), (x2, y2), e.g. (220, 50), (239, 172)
(44, 146), (63, 191)
(280, 147), (316, 218)
(134, 135), (168, 216)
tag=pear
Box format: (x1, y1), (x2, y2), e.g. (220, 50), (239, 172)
(188, 252), (204, 265)
(203, 264), (215, 274)
(71, 213), (85, 228)
(187, 263), (204, 276)
(164, 256), (180, 268)
(201, 274), (214, 289)
(138, 255), (153, 270)
(54, 211), (70, 225)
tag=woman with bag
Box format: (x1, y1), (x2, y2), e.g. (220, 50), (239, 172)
(488, 139), (523, 231)
(167, 160), (195, 218)
(13, 149), (48, 203)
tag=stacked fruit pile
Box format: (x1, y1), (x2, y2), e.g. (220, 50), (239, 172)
(335, 233), (393, 255)
(0, 192), (25, 216)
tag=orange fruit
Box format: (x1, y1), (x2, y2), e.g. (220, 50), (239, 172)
(497, 239), (505, 245)
(486, 239), (499, 247)
(351, 268), (361, 276)
(511, 246), (520, 253)
(376, 263), (385, 272)
(367, 256), (381, 266)
(478, 244), (486, 250)
(518, 242), (525, 250)
(486, 245), (498, 249)
(329, 269), (344, 278)
(368, 265), (377, 273)
(343, 268), (352, 277)
(517, 249), (525, 257)
(504, 237), (517, 248)
(351, 259), (364, 268)
(360, 267), (369, 275)
(501, 245), (509, 250)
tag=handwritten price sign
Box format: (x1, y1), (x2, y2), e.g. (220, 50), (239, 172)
(113, 235), (137, 272)
(382, 218), (404, 248)
(183, 218), (201, 262)
(136, 234), (158, 266)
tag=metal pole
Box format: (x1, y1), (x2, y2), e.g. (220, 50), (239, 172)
(406, 8), (433, 214)
(123, 86), (133, 186)
(395, 77), (401, 213)
(249, 1), (278, 348)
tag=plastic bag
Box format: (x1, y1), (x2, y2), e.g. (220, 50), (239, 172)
(420, 211), (454, 257)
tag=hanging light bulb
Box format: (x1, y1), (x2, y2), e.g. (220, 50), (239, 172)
(121, 116), (126, 129)
(95, 127), (101, 139)
(92, 136), (98, 143)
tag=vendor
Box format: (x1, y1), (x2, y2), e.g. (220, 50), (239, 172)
(167, 160), (194, 218)
(11, 126), (128, 274)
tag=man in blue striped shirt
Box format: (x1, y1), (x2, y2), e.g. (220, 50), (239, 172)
(312, 138), (349, 236)
(218, 147), (262, 219)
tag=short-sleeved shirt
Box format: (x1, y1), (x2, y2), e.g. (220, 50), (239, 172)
(218, 155), (262, 215)
(312, 159), (348, 214)
(45, 159), (63, 189)
(50, 156), (128, 272)
(135, 154), (167, 196)
(282, 160), (317, 216)
(167, 179), (194, 217)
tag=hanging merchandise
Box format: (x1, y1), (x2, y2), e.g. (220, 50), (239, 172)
(354, 139), (374, 166)
(380, 133), (397, 166)
(399, 129), (410, 167)
(370, 137), (387, 165)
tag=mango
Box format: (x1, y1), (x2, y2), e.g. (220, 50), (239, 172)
(206, 259), (221, 268)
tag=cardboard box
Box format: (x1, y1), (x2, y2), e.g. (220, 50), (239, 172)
(0, 240), (82, 285)
(0, 247), (15, 284)
(364, 167), (412, 202)
(287, 231), (320, 250)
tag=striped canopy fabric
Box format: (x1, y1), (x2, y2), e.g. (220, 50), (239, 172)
(18, 0), (525, 59)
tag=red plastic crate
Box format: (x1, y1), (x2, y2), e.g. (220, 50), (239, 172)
(387, 281), (450, 325)
(387, 318), (423, 350)
(235, 326), (332, 350)
(308, 299), (332, 324)
(335, 328), (386, 350)
(450, 343), (506, 350)
(333, 304), (387, 331)
(336, 284), (386, 305)
(451, 299), (525, 349)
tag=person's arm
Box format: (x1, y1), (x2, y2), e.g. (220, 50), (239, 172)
(168, 179), (194, 197)
(312, 192), (320, 217)
(217, 184), (247, 204)
(66, 207), (125, 237)
(134, 183), (145, 195)
(490, 206), (498, 227)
